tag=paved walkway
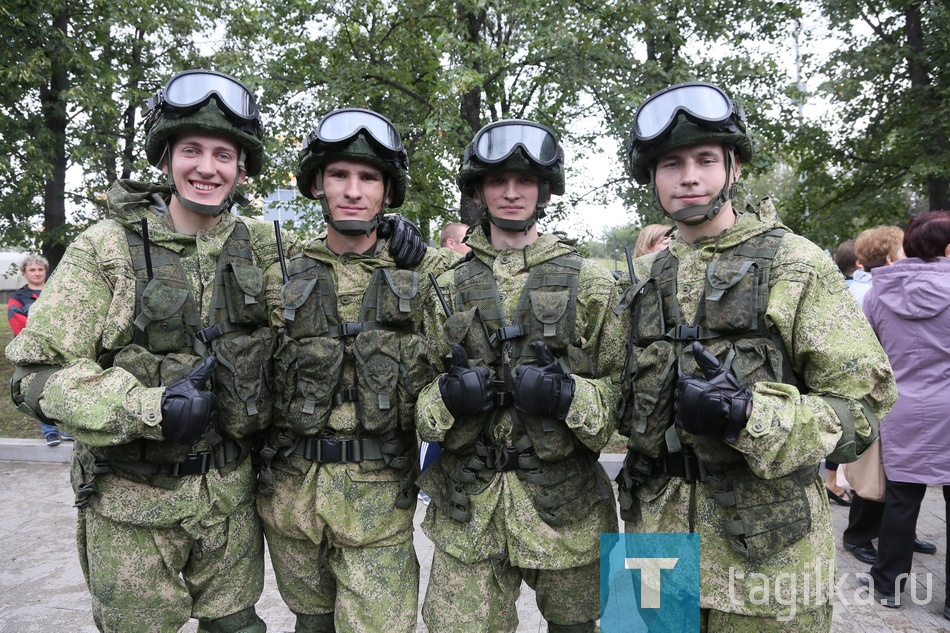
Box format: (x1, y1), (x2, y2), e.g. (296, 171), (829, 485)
(0, 442), (946, 632)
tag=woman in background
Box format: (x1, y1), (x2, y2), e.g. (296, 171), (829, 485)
(863, 211), (950, 617)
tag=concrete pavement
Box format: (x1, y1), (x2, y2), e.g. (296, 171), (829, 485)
(0, 441), (947, 632)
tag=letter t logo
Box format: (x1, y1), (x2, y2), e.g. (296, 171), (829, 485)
(625, 558), (679, 608)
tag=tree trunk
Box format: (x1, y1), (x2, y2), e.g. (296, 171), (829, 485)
(40, 7), (70, 272)
(905, 2), (949, 210)
(457, 3), (484, 228)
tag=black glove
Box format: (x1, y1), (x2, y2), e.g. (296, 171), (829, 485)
(514, 341), (575, 420)
(160, 356), (218, 445)
(675, 342), (752, 442)
(439, 344), (495, 419)
(379, 214), (427, 268)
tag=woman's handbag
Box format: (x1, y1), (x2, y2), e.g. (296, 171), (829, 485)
(841, 440), (885, 502)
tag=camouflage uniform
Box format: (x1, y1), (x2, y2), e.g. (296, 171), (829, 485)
(5, 180), (285, 632)
(616, 199), (897, 628)
(256, 235), (456, 633)
(416, 227), (623, 633)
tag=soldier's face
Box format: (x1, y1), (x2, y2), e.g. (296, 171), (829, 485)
(317, 159), (389, 222)
(653, 143), (739, 215)
(475, 172), (544, 222)
(165, 132), (245, 208)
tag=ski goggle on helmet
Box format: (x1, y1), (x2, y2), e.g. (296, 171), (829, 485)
(146, 70), (261, 131)
(466, 120), (561, 166)
(629, 81), (745, 147)
(304, 108), (404, 155)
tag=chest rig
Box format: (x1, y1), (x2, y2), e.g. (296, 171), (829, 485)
(616, 228), (824, 560)
(262, 252), (430, 509)
(76, 218), (274, 498)
(420, 251), (612, 527)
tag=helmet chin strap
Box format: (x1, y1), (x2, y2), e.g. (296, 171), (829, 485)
(164, 143), (247, 217)
(653, 150), (738, 226)
(480, 181), (550, 234)
(314, 168), (383, 237)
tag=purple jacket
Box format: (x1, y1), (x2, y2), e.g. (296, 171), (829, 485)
(864, 257), (950, 485)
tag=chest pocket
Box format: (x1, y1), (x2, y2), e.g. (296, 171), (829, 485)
(137, 279), (191, 353)
(524, 289), (571, 354)
(370, 269), (421, 328)
(281, 276), (330, 339)
(704, 260), (760, 333)
(628, 278), (665, 344)
(221, 261), (267, 325)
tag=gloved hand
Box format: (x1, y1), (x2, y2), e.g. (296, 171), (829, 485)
(514, 340), (575, 420)
(160, 356), (218, 445)
(439, 344), (495, 419)
(379, 214), (427, 268)
(675, 342), (752, 442)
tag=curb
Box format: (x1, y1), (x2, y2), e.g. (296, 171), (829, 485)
(0, 437), (74, 463)
(0, 437), (625, 475)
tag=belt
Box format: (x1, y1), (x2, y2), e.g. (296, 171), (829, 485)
(292, 436), (383, 463)
(107, 439), (247, 478)
(627, 451), (709, 484)
(469, 445), (525, 472)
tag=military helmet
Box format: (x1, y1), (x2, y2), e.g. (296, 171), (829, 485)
(296, 108), (408, 208)
(626, 82), (753, 185)
(457, 120), (566, 198)
(143, 70), (265, 177)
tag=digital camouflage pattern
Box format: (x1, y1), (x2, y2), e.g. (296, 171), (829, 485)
(422, 552), (600, 632)
(5, 179), (289, 631)
(619, 199), (897, 619)
(415, 228), (622, 631)
(257, 235), (456, 632)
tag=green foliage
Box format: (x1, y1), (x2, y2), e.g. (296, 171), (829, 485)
(788, 0), (950, 245)
(1, 0), (944, 259)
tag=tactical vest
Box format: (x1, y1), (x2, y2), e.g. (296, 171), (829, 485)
(419, 251), (612, 527)
(615, 227), (876, 560)
(80, 219), (274, 492)
(263, 252), (431, 508)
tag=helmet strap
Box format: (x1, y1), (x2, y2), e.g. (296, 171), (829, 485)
(314, 167), (382, 237)
(653, 149), (738, 226)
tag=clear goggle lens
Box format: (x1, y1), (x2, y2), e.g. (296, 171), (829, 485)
(632, 82), (740, 144)
(472, 121), (560, 166)
(307, 108), (404, 153)
(155, 70), (259, 121)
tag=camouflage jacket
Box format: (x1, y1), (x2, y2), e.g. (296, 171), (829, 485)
(415, 228), (623, 568)
(4, 179), (290, 525)
(257, 234), (457, 548)
(618, 199), (897, 616)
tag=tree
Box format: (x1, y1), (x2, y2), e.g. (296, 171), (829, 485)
(0, 0), (222, 269)
(788, 0), (950, 246)
(223, 0), (800, 239)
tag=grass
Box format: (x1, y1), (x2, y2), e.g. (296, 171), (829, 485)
(0, 327), (44, 438)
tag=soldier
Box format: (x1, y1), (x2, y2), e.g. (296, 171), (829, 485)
(255, 107), (451, 633)
(415, 119), (623, 633)
(5, 69), (276, 633)
(614, 81), (897, 630)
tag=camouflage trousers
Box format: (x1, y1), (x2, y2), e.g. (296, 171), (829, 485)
(77, 502), (264, 632)
(422, 547), (599, 633)
(700, 605), (832, 632)
(263, 526), (418, 633)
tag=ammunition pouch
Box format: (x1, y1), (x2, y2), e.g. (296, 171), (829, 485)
(706, 463), (818, 561)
